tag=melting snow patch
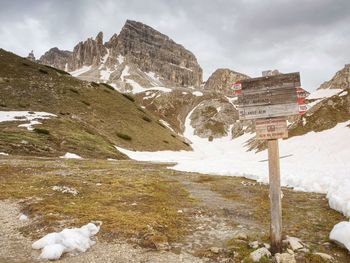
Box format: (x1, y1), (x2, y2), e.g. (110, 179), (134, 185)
(0, 111), (56, 130)
(70, 65), (92, 77)
(117, 55), (125, 64)
(0, 152), (9, 156)
(307, 88), (343, 100)
(52, 186), (79, 196)
(193, 91), (203, 96)
(60, 152), (83, 159)
(330, 221), (350, 251)
(32, 222), (100, 260)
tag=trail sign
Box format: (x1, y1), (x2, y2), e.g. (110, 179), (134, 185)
(238, 73), (301, 120)
(235, 71), (305, 254)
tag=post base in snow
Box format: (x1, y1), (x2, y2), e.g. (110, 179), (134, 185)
(268, 139), (282, 254)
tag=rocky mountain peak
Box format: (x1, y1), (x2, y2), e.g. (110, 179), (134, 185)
(39, 47), (72, 70)
(40, 20), (203, 88)
(318, 64), (350, 90)
(95, 31), (104, 45)
(204, 68), (250, 95)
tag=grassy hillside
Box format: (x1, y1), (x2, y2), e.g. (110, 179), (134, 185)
(0, 49), (190, 158)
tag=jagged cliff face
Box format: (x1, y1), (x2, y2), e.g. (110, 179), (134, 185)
(40, 20), (202, 90)
(203, 68), (249, 95)
(318, 64), (350, 90)
(39, 48), (72, 71)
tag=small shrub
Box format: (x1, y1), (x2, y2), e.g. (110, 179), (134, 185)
(33, 128), (50, 135)
(122, 93), (135, 102)
(142, 116), (152, 122)
(91, 82), (100, 87)
(18, 102), (29, 108)
(81, 100), (90, 106)
(44, 65), (70, 75)
(0, 102), (6, 107)
(182, 141), (190, 147)
(22, 62), (30, 67)
(103, 89), (111, 93)
(137, 107), (145, 113)
(69, 88), (79, 94)
(38, 68), (48, 74)
(101, 83), (115, 91)
(163, 140), (169, 144)
(171, 134), (176, 138)
(116, 132), (132, 141)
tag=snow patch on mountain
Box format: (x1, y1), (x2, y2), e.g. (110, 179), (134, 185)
(70, 66), (92, 77)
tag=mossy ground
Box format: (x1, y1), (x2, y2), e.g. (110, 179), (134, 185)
(0, 157), (193, 245)
(195, 175), (349, 262)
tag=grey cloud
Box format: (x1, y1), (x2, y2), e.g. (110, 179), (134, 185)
(0, 0), (349, 90)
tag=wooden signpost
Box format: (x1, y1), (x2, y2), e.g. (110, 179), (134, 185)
(235, 72), (306, 254)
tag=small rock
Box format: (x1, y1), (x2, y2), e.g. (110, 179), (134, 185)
(313, 252), (334, 261)
(249, 241), (259, 249)
(154, 241), (170, 251)
(264, 243), (271, 249)
(286, 248), (294, 254)
(177, 209), (183, 213)
(298, 248), (310, 253)
(249, 247), (271, 262)
(286, 236), (304, 251)
(210, 247), (221, 254)
(275, 253), (296, 263)
(233, 232), (248, 240)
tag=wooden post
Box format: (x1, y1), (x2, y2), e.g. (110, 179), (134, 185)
(268, 139), (282, 254)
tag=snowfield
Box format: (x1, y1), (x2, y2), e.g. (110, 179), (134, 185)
(116, 105), (350, 250)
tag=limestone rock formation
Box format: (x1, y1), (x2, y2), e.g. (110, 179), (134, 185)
(70, 31), (107, 71)
(39, 47), (72, 71)
(107, 20), (202, 87)
(318, 64), (350, 90)
(40, 20), (203, 88)
(204, 68), (249, 95)
(26, 50), (36, 61)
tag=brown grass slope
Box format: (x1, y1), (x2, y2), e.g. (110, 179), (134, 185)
(0, 49), (190, 158)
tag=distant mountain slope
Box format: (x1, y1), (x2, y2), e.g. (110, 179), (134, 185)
(0, 49), (190, 158)
(40, 20), (203, 93)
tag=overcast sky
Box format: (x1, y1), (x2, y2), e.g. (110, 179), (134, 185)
(1, 0), (349, 90)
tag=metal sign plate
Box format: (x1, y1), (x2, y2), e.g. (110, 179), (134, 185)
(255, 117), (288, 140)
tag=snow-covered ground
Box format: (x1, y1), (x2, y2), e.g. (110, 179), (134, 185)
(0, 111), (56, 130)
(116, 104), (350, 247)
(307, 88), (343, 100)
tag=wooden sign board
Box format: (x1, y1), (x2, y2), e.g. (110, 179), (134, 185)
(238, 73), (301, 120)
(255, 117), (288, 140)
(239, 103), (299, 120)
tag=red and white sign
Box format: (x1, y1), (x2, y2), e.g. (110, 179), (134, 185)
(232, 81), (242, 94)
(255, 117), (288, 140)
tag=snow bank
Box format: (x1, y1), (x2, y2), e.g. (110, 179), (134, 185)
(0, 111), (56, 131)
(193, 91), (203, 96)
(0, 152), (9, 156)
(330, 221), (350, 251)
(116, 103), (350, 221)
(60, 152), (83, 159)
(32, 223), (100, 260)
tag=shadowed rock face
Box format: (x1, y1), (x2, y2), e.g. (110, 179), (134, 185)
(40, 20), (202, 87)
(204, 68), (249, 95)
(318, 64), (350, 90)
